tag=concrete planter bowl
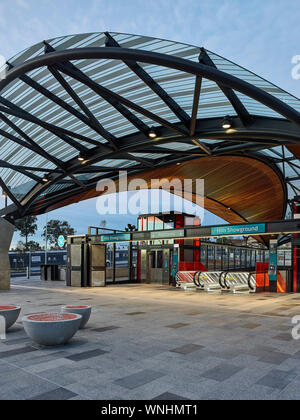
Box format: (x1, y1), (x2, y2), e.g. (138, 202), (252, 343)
(0, 306), (21, 330)
(22, 313), (82, 346)
(62, 305), (91, 329)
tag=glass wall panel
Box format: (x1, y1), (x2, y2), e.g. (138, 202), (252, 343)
(207, 246), (214, 270)
(215, 246), (222, 270)
(235, 249), (241, 269)
(222, 247), (228, 270)
(201, 245), (207, 267)
(229, 248), (235, 269)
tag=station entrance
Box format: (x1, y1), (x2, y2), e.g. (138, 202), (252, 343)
(66, 210), (300, 294)
(140, 247), (171, 284)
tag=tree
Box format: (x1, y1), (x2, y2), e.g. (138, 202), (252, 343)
(42, 220), (75, 249)
(15, 216), (38, 250)
(15, 241), (25, 252)
(216, 237), (230, 245)
(26, 241), (42, 251)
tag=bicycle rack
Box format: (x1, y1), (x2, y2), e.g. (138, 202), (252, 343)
(223, 272), (256, 293)
(219, 272), (229, 290)
(175, 271), (197, 290)
(178, 270), (257, 294)
(193, 271), (222, 292)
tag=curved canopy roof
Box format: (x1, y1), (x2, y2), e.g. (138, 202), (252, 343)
(0, 32), (299, 222)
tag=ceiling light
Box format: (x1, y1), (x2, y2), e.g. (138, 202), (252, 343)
(222, 116), (233, 130)
(148, 128), (157, 139)
(42, 174), (50, 183)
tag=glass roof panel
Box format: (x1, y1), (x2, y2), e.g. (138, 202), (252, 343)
(0, 32), (299, 214)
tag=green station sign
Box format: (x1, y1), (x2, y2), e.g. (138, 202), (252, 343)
(100, 233), (131, 242)
(211, 223), (266, 236)
(150, 229), (184, 240)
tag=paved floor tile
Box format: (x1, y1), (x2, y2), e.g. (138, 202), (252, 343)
(166, 323), (189, 329)
(170, 344), (204, 355)
(0, 346), (37, 358)
(66, 349), (108, 361)
(29, 387), (78, 400)
(92, 326), (120, 332)
(257, 369), (297, 390)
(202, 363), (243, 382)
(3, 279), (300, 400)
(115, 369), (165, 390)
(152, 392), (189, 400)
(273, 333), (293, 342)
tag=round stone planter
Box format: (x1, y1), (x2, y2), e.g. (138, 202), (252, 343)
(0, 306), (21, 331)
(22, 313), (82, 346)
(62, 305), (91, 329)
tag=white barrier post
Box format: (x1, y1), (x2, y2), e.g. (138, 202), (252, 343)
(0, 315), (6, 340)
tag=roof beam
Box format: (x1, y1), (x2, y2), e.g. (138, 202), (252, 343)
(8, 165), (62, 174)
(0, 98), (88, 153)
(212, 142), (266, 154)
(43, 41), (187, 137)
(105, 32), (191, 128)
(120, 153), (155, 168)
(132, 146), (206, 156)
(44, 39), (150, 137)
(286, 176), (300, 182)
(2, 46), (300, 128)
(9, 64), (115, 149)
(0, 160), (42, 182)
(0, 177), (22, 210)
(192, 139), (211, 155)
(0, 93), (109, 150)
(0, 112), (66, 170)
(199, 48), (252, 126)
(190, 76), (202, 136)
(47, 65), (117, 150)
(55, 61), (187, 137)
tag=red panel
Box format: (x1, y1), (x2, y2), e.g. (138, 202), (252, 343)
(256, 263), (269, 292)
(179, 261), (207, 272)
(277, 272), (287, 293)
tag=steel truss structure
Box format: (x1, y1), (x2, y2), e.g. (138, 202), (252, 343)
(0, 32), (299, 222)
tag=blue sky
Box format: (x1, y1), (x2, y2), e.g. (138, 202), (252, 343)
(0, 0), (299, 247)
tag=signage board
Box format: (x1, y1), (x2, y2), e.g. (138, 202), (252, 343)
(100, 233), (131, 242)
(150, 229), (185, 240)
(211, 224), (266, 236)
(57, 235), (66, 248)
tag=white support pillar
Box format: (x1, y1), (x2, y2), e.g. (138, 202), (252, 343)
(0, 218), (15, 290)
